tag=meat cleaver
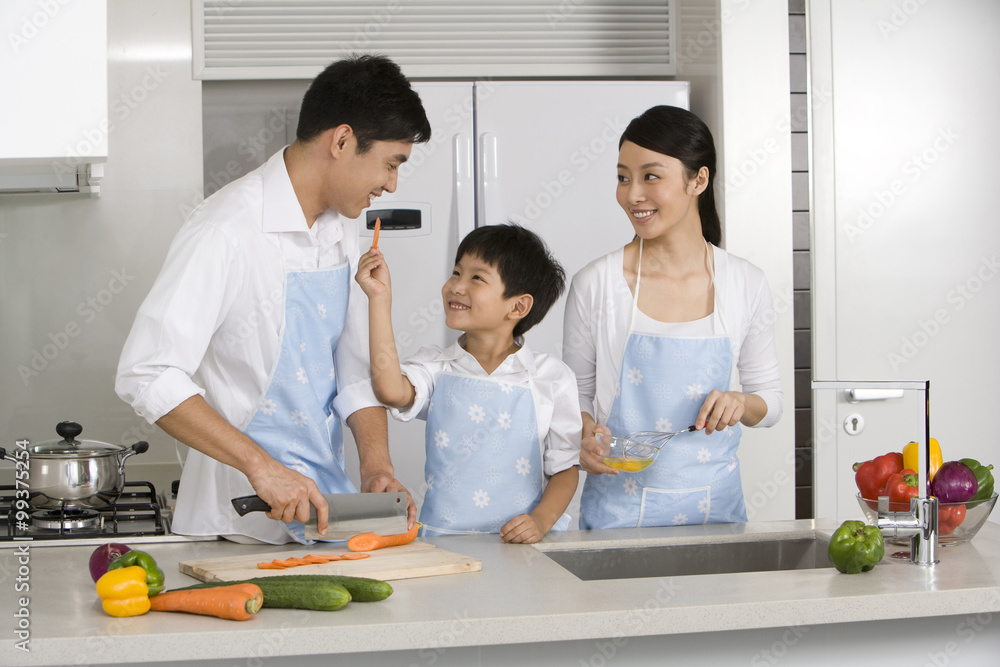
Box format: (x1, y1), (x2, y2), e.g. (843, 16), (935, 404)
(231, 492), (407, 540)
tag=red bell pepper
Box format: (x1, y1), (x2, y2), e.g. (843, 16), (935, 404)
(854, 452), (905, 500)
(885, 468), (919, 511)
(938, 503), (966, 534)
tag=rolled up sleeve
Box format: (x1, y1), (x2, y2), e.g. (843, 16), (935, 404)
(541, 362), (583, 476)
(389, 345), (444, 422)
(115, 224), (241, 424)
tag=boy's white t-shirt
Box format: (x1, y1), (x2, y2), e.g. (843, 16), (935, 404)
(391, 335), (582, 476)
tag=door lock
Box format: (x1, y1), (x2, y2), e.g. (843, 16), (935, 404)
(844, 413), (864, 436)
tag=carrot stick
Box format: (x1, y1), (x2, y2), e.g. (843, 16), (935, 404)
(347, 522), (420, 552)
(370, 217), (381, 251)
(255, 553), (371, 570)
(149, 584), (262, 621)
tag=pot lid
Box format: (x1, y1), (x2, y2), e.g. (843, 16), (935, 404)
(30, 421), (123, 456)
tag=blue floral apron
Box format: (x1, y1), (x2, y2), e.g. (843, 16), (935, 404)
(241, 257), (355, 544)
(419, 369), (552, 536)
(580, 241), (746, 529)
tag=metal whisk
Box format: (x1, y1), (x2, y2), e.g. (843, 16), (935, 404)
(623, 425), (697, 453)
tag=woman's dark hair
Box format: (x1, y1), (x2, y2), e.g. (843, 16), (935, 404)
(619, 105), (722, 245)
(455, 224), (566, 338)
(297, 54), (431, 153)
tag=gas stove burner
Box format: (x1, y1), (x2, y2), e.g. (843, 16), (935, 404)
(31, 508), (102, 531)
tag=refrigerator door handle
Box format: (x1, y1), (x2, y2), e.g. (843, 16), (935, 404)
(453, 133), (475, 242)
(477, 132), (502, 227)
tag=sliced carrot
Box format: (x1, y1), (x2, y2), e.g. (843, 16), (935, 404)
(149, 584), (261, 621)
(255, 552), (371, 570)
(371, 217), (381, 250)
(347, 522), (420, 552)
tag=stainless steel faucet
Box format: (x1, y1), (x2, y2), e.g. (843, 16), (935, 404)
(812, 380), (939, 566)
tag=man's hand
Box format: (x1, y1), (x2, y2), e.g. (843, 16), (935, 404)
(157, 395), (332, 534)
(362, 472), (417, 527)
(246, 460), (330, 536)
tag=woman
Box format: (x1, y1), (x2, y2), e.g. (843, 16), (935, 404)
(562, 105), (782, 529)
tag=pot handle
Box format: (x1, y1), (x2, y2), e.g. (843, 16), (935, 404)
(117, 440), (149, 473)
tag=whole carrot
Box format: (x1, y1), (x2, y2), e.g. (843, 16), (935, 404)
(347, 521), (420, 552)
(149, 584), (262, 621)
(370, 217), (382, 251)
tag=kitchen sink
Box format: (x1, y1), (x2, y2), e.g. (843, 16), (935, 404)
(537, 535), (833, 580)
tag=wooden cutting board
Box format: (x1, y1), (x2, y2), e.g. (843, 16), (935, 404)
(179, 540), (482, 583)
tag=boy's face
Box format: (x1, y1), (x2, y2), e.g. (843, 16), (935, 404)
(441, 254), (520, 335)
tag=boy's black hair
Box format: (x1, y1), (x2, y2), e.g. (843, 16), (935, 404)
(296, 54), (431, 153)
(455, 224), (566, 338)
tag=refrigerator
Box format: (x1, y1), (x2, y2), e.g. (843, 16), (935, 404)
(338, 81), (691, 526)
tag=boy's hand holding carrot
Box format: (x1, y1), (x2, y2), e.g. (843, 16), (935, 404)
(355, 248), (392, 301)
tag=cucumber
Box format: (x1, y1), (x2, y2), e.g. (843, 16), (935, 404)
(176, 574), (393, 606)
(254, 574), (393, 602)
(176, 578), (352, 611)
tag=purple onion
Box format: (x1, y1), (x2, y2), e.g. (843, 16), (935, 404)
(89, 543), (131, 582)
(930, 461), (979, 503)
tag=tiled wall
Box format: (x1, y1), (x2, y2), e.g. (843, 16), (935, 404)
(789, 0), (813, 519)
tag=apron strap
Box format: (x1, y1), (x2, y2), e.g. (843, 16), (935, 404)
(627, 238), (736, 389)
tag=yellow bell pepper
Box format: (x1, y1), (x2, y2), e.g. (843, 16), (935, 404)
(903, 438), (943, 481)
(96, 565), (150, 617)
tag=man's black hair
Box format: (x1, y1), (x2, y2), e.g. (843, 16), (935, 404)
(455, 224), (566, 338)
(297, 54), (431, 153)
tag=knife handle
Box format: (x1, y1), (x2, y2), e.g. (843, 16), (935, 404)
(231, 495), (272, 516)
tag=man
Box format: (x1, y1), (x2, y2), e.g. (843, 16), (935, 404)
(115, 55), (430, 544)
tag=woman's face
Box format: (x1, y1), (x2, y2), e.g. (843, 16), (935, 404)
(616, 141), (704, 239)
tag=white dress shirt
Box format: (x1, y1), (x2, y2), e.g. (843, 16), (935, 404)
(115, 149), (379, 542)
(563, 245), (783, 429)
(115, 148), (378, 429)
(392, 335), (582, 476)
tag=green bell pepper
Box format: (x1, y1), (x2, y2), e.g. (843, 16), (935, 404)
(828, 520), (885, 574)
(107, 549), (165, 596)
(959, 458), (994, 502)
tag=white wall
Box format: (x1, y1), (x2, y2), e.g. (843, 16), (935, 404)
(716, 0), (797, 520)
(0, 0), (203, 490)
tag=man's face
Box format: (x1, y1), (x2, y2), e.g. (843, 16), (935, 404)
(329, 138), (413, 219)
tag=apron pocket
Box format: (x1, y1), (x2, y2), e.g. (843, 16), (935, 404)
(638, 486), (711, 527)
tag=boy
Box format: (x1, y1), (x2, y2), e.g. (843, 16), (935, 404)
(355, 224), (581, 543)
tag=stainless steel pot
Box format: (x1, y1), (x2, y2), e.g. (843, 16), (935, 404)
(0, 421), (148, 509)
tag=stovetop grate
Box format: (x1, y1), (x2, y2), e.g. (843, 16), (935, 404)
(0, 481), (167, 541)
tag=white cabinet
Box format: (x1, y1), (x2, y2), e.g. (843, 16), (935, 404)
(0, 0), (107, 194)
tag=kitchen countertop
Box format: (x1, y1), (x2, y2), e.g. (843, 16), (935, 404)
(4, 518), (1000, 666)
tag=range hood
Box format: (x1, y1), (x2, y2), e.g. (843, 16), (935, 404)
(0, 1), (107, 197)
(0, 163), (104, 195)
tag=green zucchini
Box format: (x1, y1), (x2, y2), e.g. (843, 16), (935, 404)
(176, 578), (352, 611)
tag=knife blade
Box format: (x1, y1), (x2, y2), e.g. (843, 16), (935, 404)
(231, 492), (407, 540)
